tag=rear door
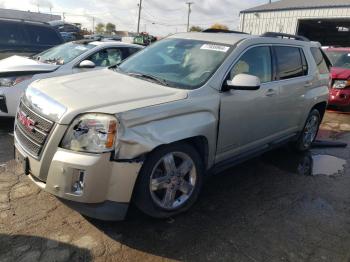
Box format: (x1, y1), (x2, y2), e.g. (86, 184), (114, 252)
(273, 45), (311, 134)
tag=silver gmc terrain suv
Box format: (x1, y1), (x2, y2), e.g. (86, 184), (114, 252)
(14, 32), (330, 220)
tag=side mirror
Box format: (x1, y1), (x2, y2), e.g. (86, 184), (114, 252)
(78, 60), (96, 69)
(226, 73), (261, 91)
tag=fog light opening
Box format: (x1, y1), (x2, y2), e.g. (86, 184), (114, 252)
(71, 169), (86, 195)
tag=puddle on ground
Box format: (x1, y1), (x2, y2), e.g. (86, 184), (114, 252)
(309, 155), (346, 176)
(263, 150), (347, 177)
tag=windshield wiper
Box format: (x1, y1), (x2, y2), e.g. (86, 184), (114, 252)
(128, 72), (169, 86)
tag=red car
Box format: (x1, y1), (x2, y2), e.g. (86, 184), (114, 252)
(324, 48), (350, 109)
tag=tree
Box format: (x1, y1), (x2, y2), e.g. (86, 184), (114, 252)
(189, 26), (203, 32)
(95, 23), (105, 34)
(106, 23), (116, 34)
(210, 23), (229, 30)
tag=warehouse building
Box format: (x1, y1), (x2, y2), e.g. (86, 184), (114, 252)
(0, 8), (60, 23)
(239, 0), (350, 46)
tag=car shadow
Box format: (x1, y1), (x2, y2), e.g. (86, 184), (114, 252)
(86, 147), (346, 261)
(0, 234), (93, 261)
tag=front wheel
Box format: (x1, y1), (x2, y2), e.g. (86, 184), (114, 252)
(133, 143), (204, 218)
(294, 109), (321, 152)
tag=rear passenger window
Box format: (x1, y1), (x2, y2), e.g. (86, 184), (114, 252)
(230, 46), (272, 83)
(311, 47), (330, 75)
(274, 46), (307, 80)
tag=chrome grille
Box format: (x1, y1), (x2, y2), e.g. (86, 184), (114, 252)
(15, 102), (54, 158)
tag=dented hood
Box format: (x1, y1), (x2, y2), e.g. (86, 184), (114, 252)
(0, 55), (59, 74)
(331, 67), (350, 80)
(26, 69), (188, 124)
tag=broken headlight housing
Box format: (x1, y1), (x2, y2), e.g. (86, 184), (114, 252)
(61, 113), (118, 153)
(333, 80), (350, 89)
(0, 75), (33, 87)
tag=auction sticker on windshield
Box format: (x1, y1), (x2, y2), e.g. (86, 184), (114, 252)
(201, 44), (230, 52)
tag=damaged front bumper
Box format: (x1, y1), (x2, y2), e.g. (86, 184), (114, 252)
(15, 142), (142, 221)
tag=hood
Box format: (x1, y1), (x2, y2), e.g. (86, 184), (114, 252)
(331, 67), (350, 80)
(26, 69), (188, 124)
(0, 55), (60, 75)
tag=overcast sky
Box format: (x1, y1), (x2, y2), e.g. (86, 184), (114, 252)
(0, 0), (275, 35)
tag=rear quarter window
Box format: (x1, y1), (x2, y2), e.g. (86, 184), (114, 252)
(310, 47), (329, 75)
(0, 21), (28, 45)
(274, 46), (307, 80)
(25, 25), (63, 46)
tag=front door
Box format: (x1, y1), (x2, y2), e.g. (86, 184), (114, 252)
(216, 45), (280, 162)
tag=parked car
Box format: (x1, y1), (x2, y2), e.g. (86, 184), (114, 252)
(14, 32), (329, 221)
(49, 20), (83, 41)
(0, 19), (63, 60)
(324, 47), (350, 109)
(84, 34), (122, 42)
(133, 32), (157, 46)
(0, 40), (142, 117)
(60, 32), (76, 42)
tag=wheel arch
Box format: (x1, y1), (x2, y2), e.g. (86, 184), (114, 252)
(311, 101), (327, 121)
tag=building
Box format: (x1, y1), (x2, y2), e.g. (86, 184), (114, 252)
(240, 0), (350, 46)
(0, 8), (60, 23)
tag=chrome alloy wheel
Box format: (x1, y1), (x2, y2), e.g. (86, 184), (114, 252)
(302, 114), (319, 148)
(149, 152), (197, 210)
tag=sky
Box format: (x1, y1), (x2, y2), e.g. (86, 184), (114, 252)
(0, 0), (275, 35)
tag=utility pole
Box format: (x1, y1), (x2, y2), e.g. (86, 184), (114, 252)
(62, 12), (65, 22)
(137, 0), (143, 34)
(92, 17), (95, 34)
(186, 2), (193, 32)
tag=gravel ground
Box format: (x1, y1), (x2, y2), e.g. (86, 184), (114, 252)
(1, 111), (350, 262)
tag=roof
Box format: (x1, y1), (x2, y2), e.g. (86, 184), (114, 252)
(241, 0), (350, 13)
(168, 32), (320, 48)
(169, 32), (254, 45)
(0, 8), (60, 22)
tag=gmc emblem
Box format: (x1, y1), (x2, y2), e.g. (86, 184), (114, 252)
(18, 111), (36, 132)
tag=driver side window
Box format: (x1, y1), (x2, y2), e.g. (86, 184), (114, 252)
(230, 46), (272, 83)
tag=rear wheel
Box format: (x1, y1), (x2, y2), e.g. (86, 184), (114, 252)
(294, 109), (321, 152)
(133, 143), (204, 218)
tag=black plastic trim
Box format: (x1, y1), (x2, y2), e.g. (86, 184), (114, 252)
(210, 133), (298, 175)
(0, 95), (8, 113)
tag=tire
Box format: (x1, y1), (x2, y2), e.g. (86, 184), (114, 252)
(294, 109), (321, 152)
(133, 143), (204, 218)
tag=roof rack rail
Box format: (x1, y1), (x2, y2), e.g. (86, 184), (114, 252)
(202, 28), (248, 34)
(261, 32), (310, 42)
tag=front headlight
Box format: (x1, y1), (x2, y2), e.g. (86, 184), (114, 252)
(0, 75), (33, 87)
(333, 80), (350, 89)
(61, 113), (118, 153)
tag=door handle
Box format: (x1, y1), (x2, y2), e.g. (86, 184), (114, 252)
(265, 89), (276, 97)
(304, 81), (313, 88)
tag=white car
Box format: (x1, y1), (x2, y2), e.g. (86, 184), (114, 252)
(0, 40), (142, 117)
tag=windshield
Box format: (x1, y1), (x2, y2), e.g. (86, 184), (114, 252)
(118, 38), (233, 89)
(32, 42), (96, 65)
(325, 50), (350, 69)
